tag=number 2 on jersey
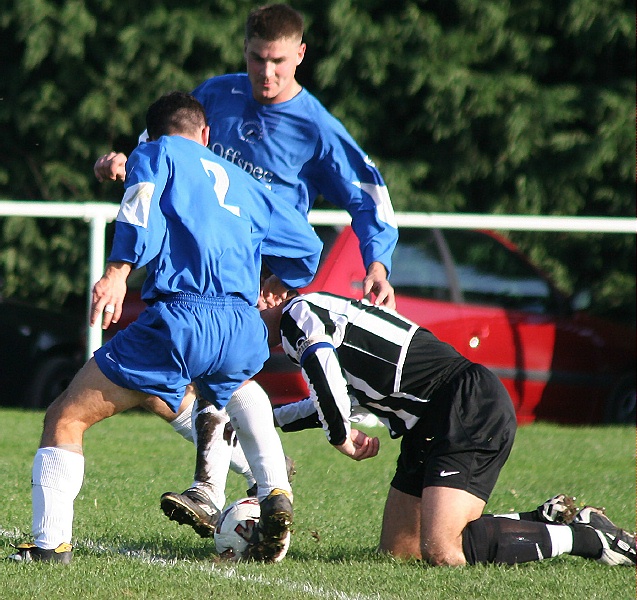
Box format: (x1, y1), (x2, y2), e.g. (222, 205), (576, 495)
(200, 158), (241, 217)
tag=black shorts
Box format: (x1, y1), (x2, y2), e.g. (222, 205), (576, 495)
(390, 363), (517, 502)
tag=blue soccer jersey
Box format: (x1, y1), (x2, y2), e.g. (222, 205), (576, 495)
(97, 134), (322, 410)
(108, 135), (322, 306)
(191, 73), (398, 275)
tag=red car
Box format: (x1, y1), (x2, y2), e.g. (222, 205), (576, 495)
(255, 225), (635, 425)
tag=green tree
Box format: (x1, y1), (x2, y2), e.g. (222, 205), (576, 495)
(0, 0), (253, 304)
(306, 0), (634, 319)
(0, 0), (634, 321)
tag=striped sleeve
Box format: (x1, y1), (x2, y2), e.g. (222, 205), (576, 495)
(280, 298), (352, 445)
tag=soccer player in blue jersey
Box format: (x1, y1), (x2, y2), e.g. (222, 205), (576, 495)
(96, 4), (396, 308)
(9, 92), (322, 564)
(261, 292), (636, 568)
(93, 3), (399, 542)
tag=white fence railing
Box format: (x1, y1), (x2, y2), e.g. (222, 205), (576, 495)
(1, 200), (635, 358)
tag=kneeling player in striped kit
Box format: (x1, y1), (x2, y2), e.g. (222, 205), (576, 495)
(261, 291), (636, 567)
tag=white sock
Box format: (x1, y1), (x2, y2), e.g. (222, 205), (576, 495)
(230, 444), (256, 491)
(170, 401), (194, 443)
(32, 447), (84, 549)
(171, 400), (254, 493)
(547, 524), (574, 557)
(190, 400), (233, 510)
(225, 380), (291, 501)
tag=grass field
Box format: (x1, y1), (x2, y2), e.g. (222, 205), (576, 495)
(0, 408), (634, 599)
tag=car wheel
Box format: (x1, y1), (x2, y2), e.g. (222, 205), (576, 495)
(25, 355), (82, 409)
(603, 372), (636, 424)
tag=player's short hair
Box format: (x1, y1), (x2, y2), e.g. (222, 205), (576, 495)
(146, 91), (207, 141)
(245, 3), (304, 42)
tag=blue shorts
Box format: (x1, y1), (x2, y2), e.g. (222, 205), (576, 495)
(94, 293), (269, 412)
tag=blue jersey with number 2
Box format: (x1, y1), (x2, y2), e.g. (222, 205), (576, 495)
(109, 135), (322, 305)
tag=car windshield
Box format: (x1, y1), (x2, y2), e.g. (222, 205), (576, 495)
(388, 228), (561, 314)
(443, 229), (557, 313)
(389, 230), (452, 301)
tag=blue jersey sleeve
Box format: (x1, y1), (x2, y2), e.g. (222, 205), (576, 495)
(108, 143), (168, 268)
(311, 114), (398, 276)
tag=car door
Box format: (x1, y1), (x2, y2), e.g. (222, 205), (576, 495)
(434, 229), (564, 421)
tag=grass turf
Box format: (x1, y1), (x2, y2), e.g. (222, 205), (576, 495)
(0, 408), (634, 599)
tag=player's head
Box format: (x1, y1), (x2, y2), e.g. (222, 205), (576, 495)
(146, 92), (208, 143)
(244, 4), (306, 105)
(245, 3), (304, 43)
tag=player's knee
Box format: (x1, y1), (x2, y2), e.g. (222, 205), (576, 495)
(378, 541), (422, 561)
(42, 391), (71, 429)
(421, 540), (466, 567)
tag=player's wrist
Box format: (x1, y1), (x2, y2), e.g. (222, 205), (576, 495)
(366, 261), (388, 279)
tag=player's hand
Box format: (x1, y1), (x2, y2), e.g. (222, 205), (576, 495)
(94, 152), (128, 182)
(260, 274), (290, 308)
(363, 262), (396, 309)
(335, 428), (380, 461)
(90, 262), (131, 329)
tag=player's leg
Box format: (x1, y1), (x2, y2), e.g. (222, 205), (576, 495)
(462, 509), (635, 566)
(421, 486), (484, 565)
(387, 361), (513, 565)
(424, 366), (633, 567)
(378, 485), (422, 559)
(9, 358), (147, 563)
(216, 306), (293, 562)
(160, 395), (233, 537)
(144, 386), (256, 484)
(377, 486), (484, 566)
(158, 379), (299, 538)
(142, 391), (190, 424)
(226, 380), (291, 501)
(165, 301), (292, 560)
(226, 380), (294, 562)
(414, 469), (632, 567)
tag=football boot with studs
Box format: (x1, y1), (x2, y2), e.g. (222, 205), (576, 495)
(7, 542), (73, 564)
(160, 487), (220, 538)
(572, 506), (636, 567)
(248, 488), (293, 563)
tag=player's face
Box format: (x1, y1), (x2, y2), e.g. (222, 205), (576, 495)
(244, 37), (306, 105)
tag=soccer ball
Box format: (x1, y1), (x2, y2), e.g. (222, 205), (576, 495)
(214, 497), (260, 560)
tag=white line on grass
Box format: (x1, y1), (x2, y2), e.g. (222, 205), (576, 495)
(94, 541), (383, 600)
(1, 530), (381, 600)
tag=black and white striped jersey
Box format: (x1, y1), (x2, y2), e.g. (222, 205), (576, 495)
(278, 292), (470, 444)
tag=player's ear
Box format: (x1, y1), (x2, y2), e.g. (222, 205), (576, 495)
(201, 125), (210, 148)
(297, 42), (306, 65)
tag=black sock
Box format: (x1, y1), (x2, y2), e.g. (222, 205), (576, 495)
(570, 525), (603, 559)
(462, 516), (553, 565)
